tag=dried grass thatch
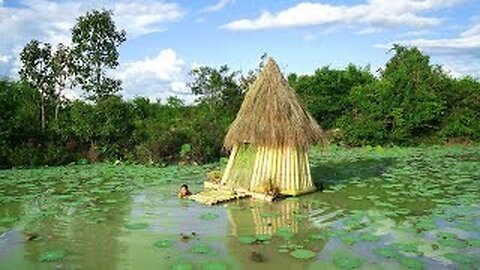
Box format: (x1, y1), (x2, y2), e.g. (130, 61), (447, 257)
(224, 58), (327, 149)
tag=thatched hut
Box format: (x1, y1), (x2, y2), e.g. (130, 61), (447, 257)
(221, 58), (327, 196)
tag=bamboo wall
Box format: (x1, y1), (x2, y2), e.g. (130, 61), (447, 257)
(222, 144), (316, 196)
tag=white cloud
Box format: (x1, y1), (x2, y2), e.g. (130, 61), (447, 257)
(116, 49), (193, 101)
(379, 22), (480, 57)
(0, 55), (10, 63)
(377, 22), (480, 78)
(222, 0), (460, 31)
(0, 0), (184, 77)
(396, 30), (430, 38)
(201, 0), (233, 13)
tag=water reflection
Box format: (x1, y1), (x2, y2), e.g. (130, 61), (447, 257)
(226, 199), (328, 270)
(0, 193), (132, 270)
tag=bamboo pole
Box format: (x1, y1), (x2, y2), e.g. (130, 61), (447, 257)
(222, 144), (238, 184)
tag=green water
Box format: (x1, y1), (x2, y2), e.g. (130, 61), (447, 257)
(0, 146), (479, 269)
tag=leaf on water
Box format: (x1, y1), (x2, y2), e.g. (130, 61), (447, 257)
(255, 234), (271, 242)
(333, 256), (363, 269)
(310, 233), (327, 240)
(393, 243), (419, 254)
(199, 213), (219, 221)
(436, 232), (458, 240)
(438, 238), (468, 248)
(201, 262), (227, 270)
(190, 243), (213, 254)
(124, 222), (149, 230)
(414, 218), (437, 231)
(443, 253), (475, 264)
(373, 246), (400, 258)
(39, 249), (67, 262)
(290, 249), (317, 260)
(278, 248), (289, 253)
(276, 227), (293, 240)
(171, 263), (194, 270)
(0, 217), (18, 224)
(453, 222), (480, 232)
(329, 229), (349, 237)
(467, 239), (480, 247)
(359, 233), (380, 242)
(153, 239), (173, 248)
(397, 256), (424, 270)
(238, 236), (257, 244)
(339, 235), (358, 246)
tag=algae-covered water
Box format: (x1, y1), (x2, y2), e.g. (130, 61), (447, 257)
(0, 146), (479, 270)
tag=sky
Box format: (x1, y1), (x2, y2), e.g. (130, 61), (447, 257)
(0, 0), (479, 101)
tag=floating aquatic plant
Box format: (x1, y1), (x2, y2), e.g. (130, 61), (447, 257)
(153, 239), (173, 248)
(290, 249), (316, 260)
(201, 262), (227, 270)
(397, 256), (423, 270)
(124, 222), (149, 230)
(443, 253), (475, 265)
(238, 236), (257, 244)
(39, 250), (67, 262)
(373, 246), (399, 259)
(171, 263), (194, 270)
(190, 243), (213, 254)
(199, 212), (219, 221)
(333, 256), (363, 269)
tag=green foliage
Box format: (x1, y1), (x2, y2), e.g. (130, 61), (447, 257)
(2, 41), (480, 168)
(290, 64), (374, 129)
(71, 9), (126, 100)
(339, 45), (451, 145)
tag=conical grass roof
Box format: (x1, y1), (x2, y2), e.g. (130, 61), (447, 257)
(224, 58), (327, 149)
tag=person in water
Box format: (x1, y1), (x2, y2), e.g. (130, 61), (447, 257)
(178, 184), (192, 198)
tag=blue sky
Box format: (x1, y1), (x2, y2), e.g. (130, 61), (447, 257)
(1, 0), (479, 101)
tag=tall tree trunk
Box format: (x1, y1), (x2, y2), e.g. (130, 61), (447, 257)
(54, 93), (60, 121)
(40, 92), (46, 130)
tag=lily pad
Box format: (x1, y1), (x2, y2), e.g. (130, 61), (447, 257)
(438, 238), (468, 248)
(171, 263), (194, 270)
(444, 253), (475, 264)
(373, 246), (400, 258)
(393, 243), (419, 254)
(124, 222), (149, 230)
(329, 229), (349, 237)
(467, 239), (480, 247)
(333, 256), (363, 269)
(238, 236), (257, 244)
(154, 239), (173, 248)
(0, 217), (18, 224)
(191, 243), (213, 254)
(359, 233), (380, 242)
(339, 235), (358, 246)
(201, 262), (227, 270)
(397, 256), (423, 270)
(276, 227), (293, 240)
(39, 250), (67, 262)
(255, 234), (271, 242)
(290, 249), (317, 260)
(310, 233), (327, 240)
(199, 213), (219, 221)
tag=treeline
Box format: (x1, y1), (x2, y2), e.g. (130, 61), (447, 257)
(0, 10), (479, 168)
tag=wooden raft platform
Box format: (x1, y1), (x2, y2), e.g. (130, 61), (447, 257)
(189, 181), (275, 205)
(189, 189), (250, 205)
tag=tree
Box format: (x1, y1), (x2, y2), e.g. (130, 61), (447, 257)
(71, 9), (126, 101)
(289, 64), (374, 129)
(339, 45), (447, 145)
(51, 44), (71, 121)
(19, 40), (56, 130)
(188, 65), (244, 116)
